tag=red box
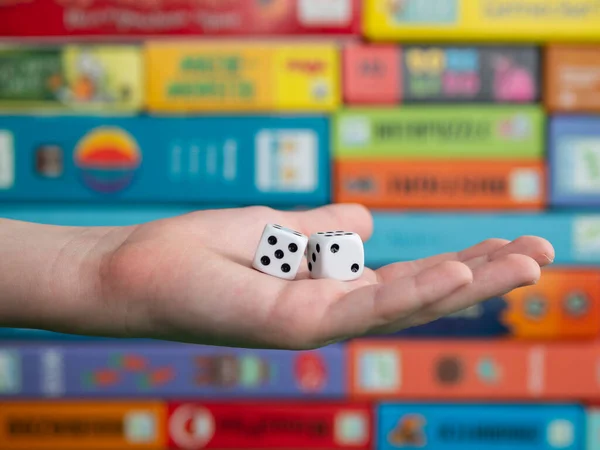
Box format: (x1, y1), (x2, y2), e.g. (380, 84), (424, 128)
(343, 44), (401, 104)
(0, 0), (361, 38)
(166, 402), (373, 450)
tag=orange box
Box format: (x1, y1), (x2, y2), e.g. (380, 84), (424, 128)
(334, 159), (546, 210)
(503, 268), (600, 339)
(348, 340), (533, 400)
(349, 340), (600, 401)
(343, 44), (401, 104)
(545, 45), (600, 113)
(0, 401), (167, 450)
(544, 343), (600, 399)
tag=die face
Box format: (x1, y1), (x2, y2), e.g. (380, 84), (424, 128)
(308, 231), (364, 281)
(253, 224), (308, 280)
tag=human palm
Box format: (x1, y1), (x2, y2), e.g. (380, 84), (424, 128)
(104, 204), (554, 350)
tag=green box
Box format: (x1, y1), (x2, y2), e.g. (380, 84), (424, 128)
(334, 105), (545, 159)
(0, 45), (143, 113)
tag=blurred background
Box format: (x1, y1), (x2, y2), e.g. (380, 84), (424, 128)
(0, 0), (600, 449)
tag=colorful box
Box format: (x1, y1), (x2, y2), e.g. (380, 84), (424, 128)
(343, 44), (401, 104)
(402, 45), (540, 103)
(0, 116), (330, 206)
(549, 116), (600, 207)
(146, 42), (340, 112)
(334, 106), (545, 160)
(348, 340), (600, 400)
(0, 343), (346, 398)
(166, 402), (373, 449)
(334, 159), (546, 210)
(392, 268), (600, 339)
(0, 0), (361, 37)
(0, 401), (166, 449)
(0, 45), (143, 113)
(349, 340), (533, 400)
(545, 46), (600, 113)
(378, 403), (585, 450)
(365, 212), (600, 268)
(364, 0), (600, 42)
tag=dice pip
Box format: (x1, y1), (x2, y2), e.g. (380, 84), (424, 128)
(252, 224), (308, 280)
(308, 231), (364, 281)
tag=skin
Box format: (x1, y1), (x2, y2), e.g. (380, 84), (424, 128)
(0, 204), (555, 350)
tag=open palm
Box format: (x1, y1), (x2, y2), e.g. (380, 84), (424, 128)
(104, 204), (554, 349)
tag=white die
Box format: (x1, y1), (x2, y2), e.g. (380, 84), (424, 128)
(252, 224), (308, 280)
(307, 231), (364, 281)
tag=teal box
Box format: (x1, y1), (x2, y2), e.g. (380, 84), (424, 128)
(378, 403), (585, 450)
(588, 408), (600, 450)
(0, 115), (330, 206)
(366, 212), (600, 268)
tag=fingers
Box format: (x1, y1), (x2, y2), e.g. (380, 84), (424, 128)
(397, 254), (541, 332)
(282, 203), (374, 242)
(489, 236), (554, 265)
(317, 261), (473, 342)
(376, 235), (554, 283)
(376, 238), (509, 282)
(462, 236), (555, 271)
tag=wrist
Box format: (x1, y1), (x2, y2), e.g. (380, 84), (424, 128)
(0, 219), (135, 337)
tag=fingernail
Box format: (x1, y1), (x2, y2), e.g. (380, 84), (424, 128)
(542, 254), (554, 264)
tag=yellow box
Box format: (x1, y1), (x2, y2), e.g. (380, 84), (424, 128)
(146, 41), (275, 112)
(273, 45), (340, 111)
(146, 41), (340, 112)
(365, 0), (600, 42)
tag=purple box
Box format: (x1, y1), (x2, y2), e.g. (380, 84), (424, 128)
(0, 343), (346, 399)
(549, 115), (600, 207)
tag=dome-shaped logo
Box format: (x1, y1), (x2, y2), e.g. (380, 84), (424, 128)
(74, 127), (141, 194)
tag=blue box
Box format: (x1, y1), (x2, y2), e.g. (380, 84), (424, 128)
(0, 343), (346, 399)
(366, 212), (600, 268)
(0, 115), (330, 206)
(377, 403), (586, 450)
(588, 408), (600, 450)
(550, 116), (600, 207)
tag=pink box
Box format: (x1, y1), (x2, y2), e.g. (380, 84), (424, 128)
(343, 44), (401, 104)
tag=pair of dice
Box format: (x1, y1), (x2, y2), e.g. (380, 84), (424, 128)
(252, 223), (364, 281)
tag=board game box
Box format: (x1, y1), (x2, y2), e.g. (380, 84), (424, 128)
(0, 116), (330, 206)
(0, 44), (143, 113)
(0, 0), (361, 37)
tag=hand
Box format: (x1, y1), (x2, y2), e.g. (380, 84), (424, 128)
(98, 204), (554, 349)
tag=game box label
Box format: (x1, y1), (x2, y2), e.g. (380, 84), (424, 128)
(348, 340), (600, 400)
(545, 46), (600, 113)
(391, 268), (600, 339)
(0, 0), (360, 37)
(343, 44), (540, 104)
(401, 45), (540, 103)
(0, 344), (346, 398)
(146, 42), (339, 112)
(0, 116), (330, 206)
(334, 106), (544, 160)
(0, 401), (166, 449)
(549, 116), (600, 206)
(334, 159), (545, 210)
(342, 44), (401, 104)
(364, 213), (600, 268)
(364, 0), (600, 42)
(0, 45), (143, 112)
(377, 403), (585, 450)
(166, 402), (373, 449)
